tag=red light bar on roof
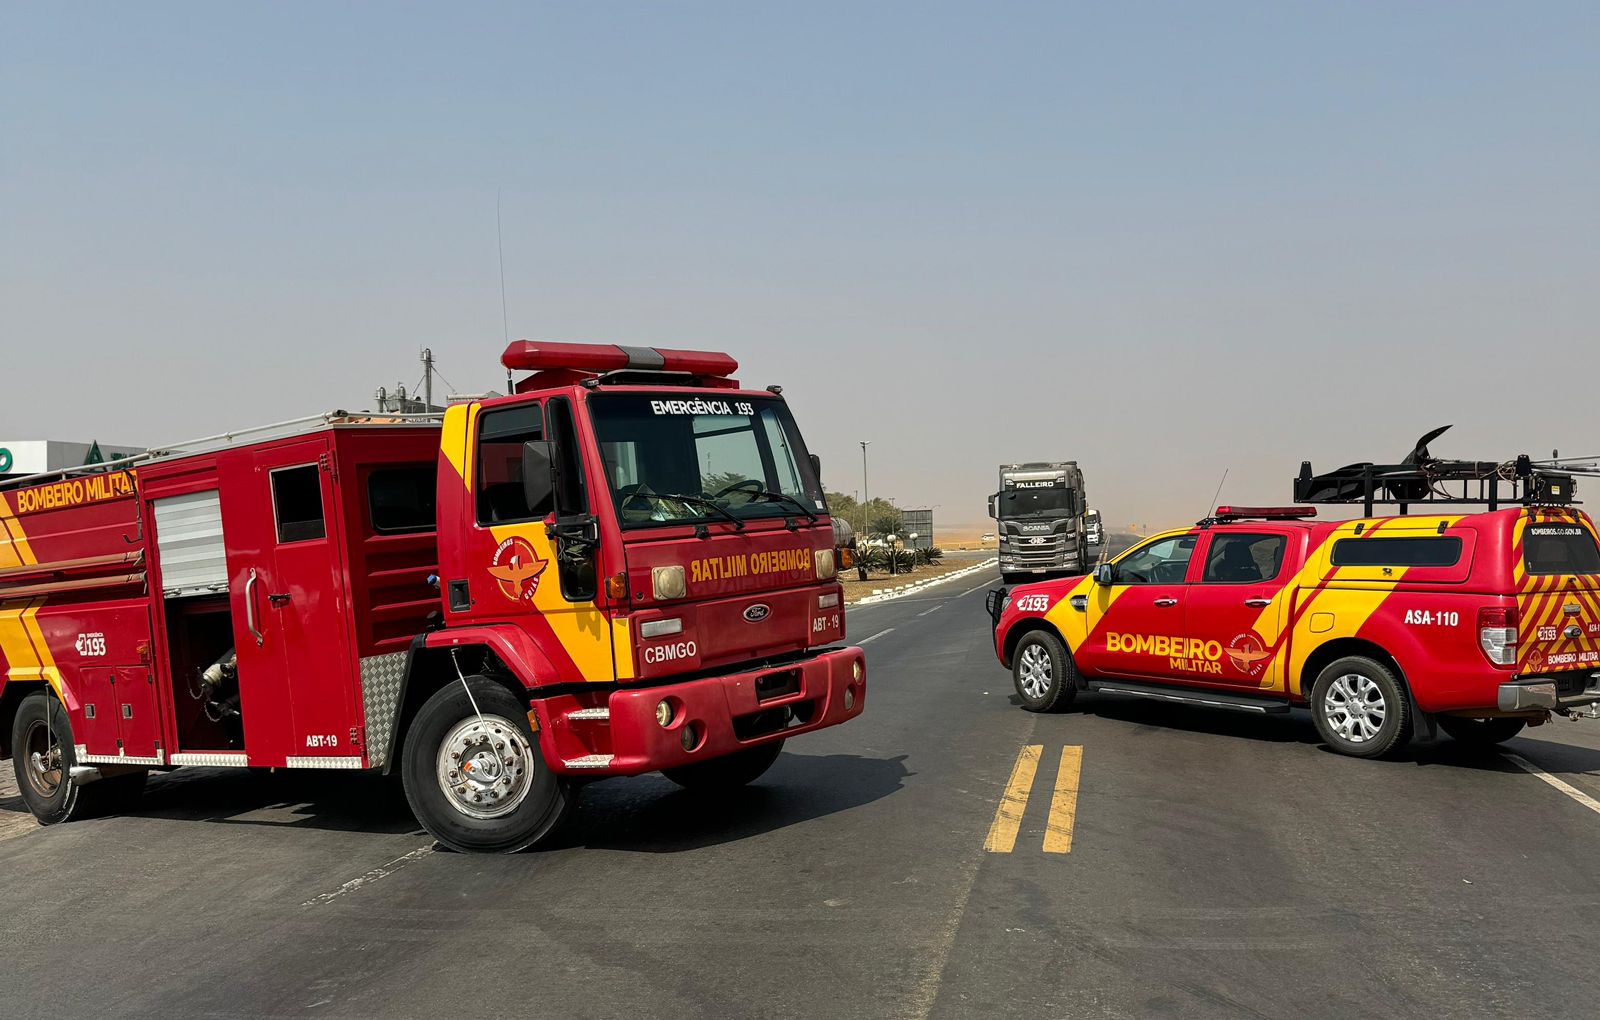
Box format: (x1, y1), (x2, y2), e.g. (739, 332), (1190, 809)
(501, 341), (738, 378)
(1216, 506), (1318, 520)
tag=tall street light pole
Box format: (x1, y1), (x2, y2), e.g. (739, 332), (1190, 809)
(859, 441), (870, 538)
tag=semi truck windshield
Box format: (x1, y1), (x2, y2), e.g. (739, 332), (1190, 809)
(589, 394), (825, 529)
(1003, 486), (1075, 516)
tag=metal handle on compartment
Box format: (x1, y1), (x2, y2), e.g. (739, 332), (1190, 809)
(1244, 597), (1272, 608)
(1153, 597), (1179, 607)
(245, 569), (264, 646)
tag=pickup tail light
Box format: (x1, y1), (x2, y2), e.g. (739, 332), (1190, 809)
(1478, 606), (1518, 667)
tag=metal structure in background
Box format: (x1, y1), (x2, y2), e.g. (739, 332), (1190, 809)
(901, 508), (934, 550)
(1294, 425), (1597, 515)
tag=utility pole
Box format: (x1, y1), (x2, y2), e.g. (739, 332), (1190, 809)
(421, 348), (435, 411)
(859, 442), (870, 538)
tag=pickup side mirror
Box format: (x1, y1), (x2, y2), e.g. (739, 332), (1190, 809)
(1094, 563), (1116, 586)
(987, 493), (998, 519)
(522, 440), (556, 517)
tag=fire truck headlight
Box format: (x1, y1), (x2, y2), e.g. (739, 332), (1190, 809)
(652, 565), (687, 600)
(852, 659), (863, 682)
(815, 548), (836, 579)
(818, 592), (840, 609)
(655, 700), (675, 727)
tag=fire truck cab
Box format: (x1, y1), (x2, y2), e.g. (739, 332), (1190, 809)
(1, 342), (865, 852)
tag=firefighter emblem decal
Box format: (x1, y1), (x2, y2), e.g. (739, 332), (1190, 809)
(488, 536), (548, 605)
(1226, 632), (1271, 677)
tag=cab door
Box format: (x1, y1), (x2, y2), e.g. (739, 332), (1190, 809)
(457, 398), (616, 683)
(1185, 531), (1291, 691)
(1073, 532), (1197, 680)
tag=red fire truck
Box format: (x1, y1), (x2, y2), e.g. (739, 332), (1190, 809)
(0, 342), (865, 852)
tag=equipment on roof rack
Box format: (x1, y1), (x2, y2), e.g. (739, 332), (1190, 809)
(1293, 426), (1596, 514)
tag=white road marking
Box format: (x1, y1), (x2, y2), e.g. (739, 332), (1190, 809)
(917, 605), (944, 617)
(1504, 753), (1600, 816)
(959, 579), (998, 597)
(302, 845), (436, 906)
(857, 628), (895, 645)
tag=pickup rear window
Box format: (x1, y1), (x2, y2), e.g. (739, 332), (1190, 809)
(1331, 536), (1462, 568)
(1524, 524), (1600, 575)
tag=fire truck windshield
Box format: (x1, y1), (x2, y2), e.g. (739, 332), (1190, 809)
(589, 393), (826, 530)
(1002, 486), (1075, 517)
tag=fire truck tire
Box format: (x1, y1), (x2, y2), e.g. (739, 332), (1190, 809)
(1011, 630), (1077, 713)
(9, 692), (147, 824)
(661, 739), (784, 791)
(1437, 716), (1527, 747)
(400, 678), (576, 854)
(1310, 657), (1412, 759)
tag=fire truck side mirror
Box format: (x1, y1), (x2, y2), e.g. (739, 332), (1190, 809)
(522, 440), (557, 517)
(987, 493), (998, 519)
(1094, 563), (1116, 586)
(809, 453), (822, 484)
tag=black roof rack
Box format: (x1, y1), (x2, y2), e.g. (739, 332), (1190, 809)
(1293, 426), (1595, 515)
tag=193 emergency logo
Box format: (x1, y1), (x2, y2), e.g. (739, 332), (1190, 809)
(74, 632), (107, 657)
(1014, 594), (1051, 613)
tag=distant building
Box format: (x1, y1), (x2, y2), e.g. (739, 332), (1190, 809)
(0, 439), (144, 482)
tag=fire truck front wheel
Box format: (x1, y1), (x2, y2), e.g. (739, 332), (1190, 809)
(9, 692), (146, 825)
(400, 677), (576, 854)
(1310, 656), (1413, 759)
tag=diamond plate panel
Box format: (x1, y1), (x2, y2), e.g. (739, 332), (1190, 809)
(360, 651), (409, 769)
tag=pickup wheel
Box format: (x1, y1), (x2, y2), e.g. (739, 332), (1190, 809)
(9, 692), (146, 824)
(1437, 716), (1527, 747)
(662, 739), (784, 791)
(1012, 630), (1078, 713)
(401, 677), (576, 853)
(1310, 657), (1412, 759)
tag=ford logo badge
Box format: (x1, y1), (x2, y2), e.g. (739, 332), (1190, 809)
(743, 603), (772, 623)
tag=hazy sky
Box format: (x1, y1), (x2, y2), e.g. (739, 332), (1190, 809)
(5, 3), (1597, 529)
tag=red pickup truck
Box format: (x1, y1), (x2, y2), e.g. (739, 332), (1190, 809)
(989, 505), (1600, 757)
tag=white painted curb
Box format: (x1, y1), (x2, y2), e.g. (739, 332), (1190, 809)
(851, 558), (998, 606)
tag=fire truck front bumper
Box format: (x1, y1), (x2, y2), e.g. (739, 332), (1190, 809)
(576, 646), (868, 776)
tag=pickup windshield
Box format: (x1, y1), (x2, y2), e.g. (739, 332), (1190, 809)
(589, 393), (826, 529)
(1001, 485), (1076, 517)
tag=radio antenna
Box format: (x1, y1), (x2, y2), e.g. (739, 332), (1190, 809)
(1206, 468), (1229, 516)
(496, 189), (510, 348)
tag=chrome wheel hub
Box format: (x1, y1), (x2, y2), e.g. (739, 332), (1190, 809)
(1017, 644), (1054, 699)
(435, 714), (534, 819)
(23, 721), (63, 797)
(1323, 673), (1387, 743)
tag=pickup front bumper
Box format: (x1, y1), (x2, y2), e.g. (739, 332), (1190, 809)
(1497, 673), (1600, 712)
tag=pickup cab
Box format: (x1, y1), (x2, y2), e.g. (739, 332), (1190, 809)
(989, 505), (1600, 757)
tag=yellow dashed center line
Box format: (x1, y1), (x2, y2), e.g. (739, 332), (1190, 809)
(984, 744), (1042, 853)
(984, 744), (1085, 854)
(1044, 746), (1083, 853)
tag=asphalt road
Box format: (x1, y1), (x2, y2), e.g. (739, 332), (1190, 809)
(4, 568), (1600, 1018)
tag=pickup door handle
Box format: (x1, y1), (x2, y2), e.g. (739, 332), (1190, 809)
(1153, 597), (1179, 607)
(1244, 598), (1272, 608)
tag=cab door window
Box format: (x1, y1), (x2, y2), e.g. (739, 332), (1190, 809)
(1115, 534), (1196, 584)
(475, 403), (547, 524)
(1202, 533), (1287, 584)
